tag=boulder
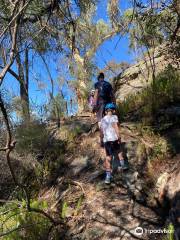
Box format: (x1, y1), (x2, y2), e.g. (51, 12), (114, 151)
(156, 168), (180, 239)
(70, 156), (89, 175)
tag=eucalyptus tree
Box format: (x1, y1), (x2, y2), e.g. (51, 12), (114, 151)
(66, 0), (127, 113)
(42, 0), (130, 113)
(128, 0), (180, 75)
(0, 0), (95, 121)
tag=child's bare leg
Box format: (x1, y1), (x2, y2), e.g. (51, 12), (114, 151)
(118, 151), (123, 160)
(105, 155), (112, 172)
(118, 151), (124, 166)
(104, 154), (112, 183)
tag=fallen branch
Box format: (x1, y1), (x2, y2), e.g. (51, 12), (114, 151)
(65, 179), (86, 197)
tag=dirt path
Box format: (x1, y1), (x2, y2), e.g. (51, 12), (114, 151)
(45, 117), (167, 240)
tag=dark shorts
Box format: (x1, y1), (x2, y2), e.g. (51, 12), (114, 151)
(104, 140), (122, 156)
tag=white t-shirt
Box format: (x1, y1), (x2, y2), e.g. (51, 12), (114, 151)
(101, 115), (119, 143)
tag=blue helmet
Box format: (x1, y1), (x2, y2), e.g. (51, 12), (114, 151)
(105, 103), (116, 110)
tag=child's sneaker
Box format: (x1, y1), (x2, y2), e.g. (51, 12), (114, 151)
(105, 172), (111, 184)
(120, 159), (129, 170)
(122, 162), (129, 170)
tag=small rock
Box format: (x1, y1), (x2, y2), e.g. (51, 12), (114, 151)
(89, 170), (103, 182)
(126, 215), (134, 221)
(84, 228), (104, 240)
(133, 171), (139, 181)
(121, 230), (126, 236)
(70, 224), (85, 236)
(66, 207), (74, 217)
(70, 156), (89, 175)
(135, 181), (143, 191)
(111, 183), (116, 187)
(129, 184), (136, 192)
(134, 190), (145, 202)
(156, 172), (169, 187)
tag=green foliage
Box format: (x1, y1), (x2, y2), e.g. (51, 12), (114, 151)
(117, 65), (180, 124)
(168, 223), (175, 240)
(0, 199), (51, 240)
(26, 0), (45, 15)
(76, 0), (97, 15)
(15, 121), (66, 183)
(48, 94), (66, 120)
(61, 201), (68, 219)
(162, 223), (175, 240)
(150, 135), (170, 160)
(129, 1), (179, 50)
(74, 195), (84, 216)
(123, 8), (134, 20)
(68, 125), (84, 141)
(96, 19), (109, 37)
(136, 125), (171, 161)
(16, 121), (49, 155)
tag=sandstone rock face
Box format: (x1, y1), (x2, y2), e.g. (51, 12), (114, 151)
(156, 167), (180, 240)
(156, 172), (170, 199)
(155, 166), (180, 202)
(166, 169), (180, 240)
(113, 45), (178, 101)
(166, 169), (180, 199)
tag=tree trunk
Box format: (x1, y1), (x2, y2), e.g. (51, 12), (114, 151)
(72, 30), (118, 114)
(73, 49), (87, 114)
(16, 49), (30, 123)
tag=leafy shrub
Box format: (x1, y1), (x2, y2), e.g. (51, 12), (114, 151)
(15, 121), (66, 184)
(15, 121), (49, 155)
(0, 199), (51, 240)
(138, 125), (172, 160)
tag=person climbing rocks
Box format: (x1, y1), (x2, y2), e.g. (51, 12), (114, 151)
(88, 89), (95, 111)
(93, 72), (115, 147)
(100, 103), (128, 184)
(88, 89), (96, 118)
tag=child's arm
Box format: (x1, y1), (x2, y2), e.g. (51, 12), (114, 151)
(112, 115), (121, 142)
(112, 122), (120, 140)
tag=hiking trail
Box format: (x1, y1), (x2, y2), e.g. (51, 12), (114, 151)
(38, 115), (180, 240)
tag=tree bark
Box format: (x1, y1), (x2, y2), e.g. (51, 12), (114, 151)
(16, 49), (30, 123)
(73, 49), (87, 114)
(72, 30), (118, 114)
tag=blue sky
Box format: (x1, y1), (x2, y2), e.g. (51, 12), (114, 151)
(2, 0), (134, 115)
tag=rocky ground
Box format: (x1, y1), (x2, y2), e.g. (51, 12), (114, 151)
(40, 116), (180, 240)
(0, 115), (179, 239)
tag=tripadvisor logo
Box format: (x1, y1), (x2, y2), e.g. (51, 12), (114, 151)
(134, 225), (175, 236)
(134, 227), (144, 235)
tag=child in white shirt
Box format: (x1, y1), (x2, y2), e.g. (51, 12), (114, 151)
(101, 103), (127, 184)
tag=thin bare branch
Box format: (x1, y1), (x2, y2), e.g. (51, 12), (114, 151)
(0, 19), (18, 86)
(0, 65), (20, 81)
